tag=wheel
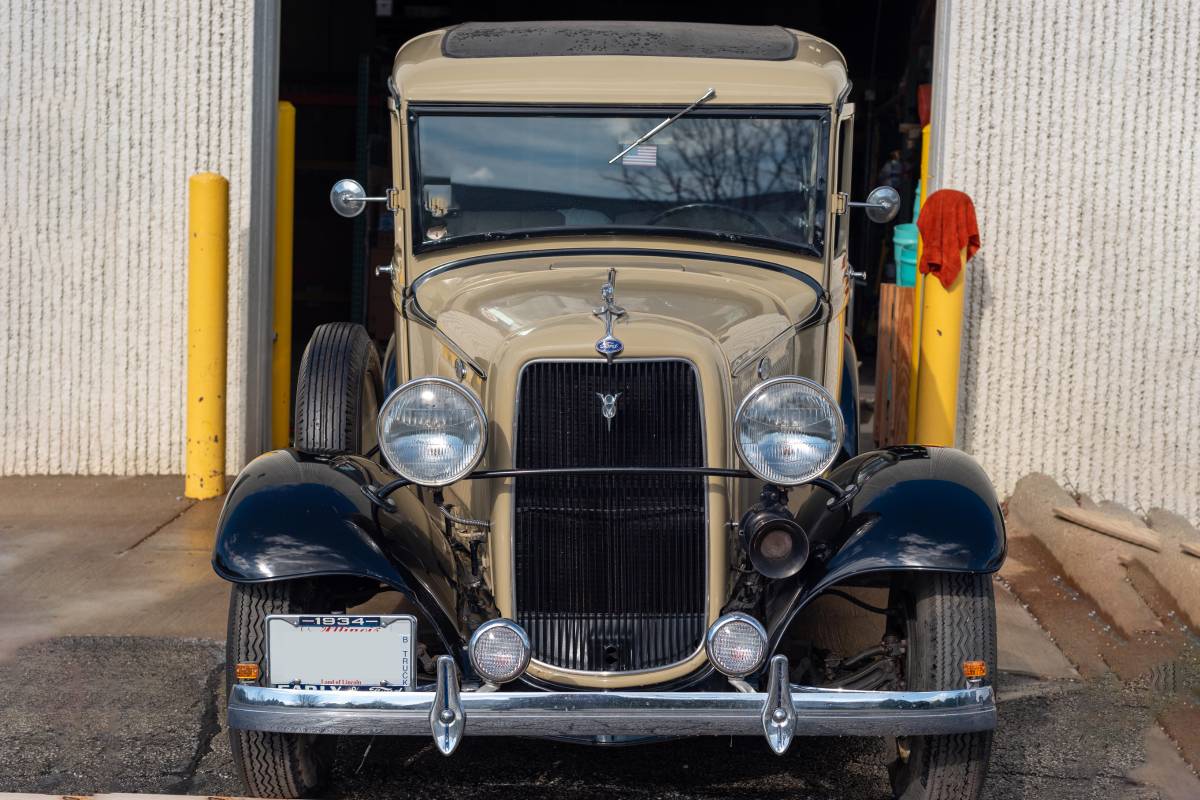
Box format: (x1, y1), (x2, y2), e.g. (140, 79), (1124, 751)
(227, 580), (338, 798)
(889, 573), (997, 800)
(293, 322), (382, 455)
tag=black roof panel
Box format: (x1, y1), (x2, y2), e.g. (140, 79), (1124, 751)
(442, 21), (798, 61)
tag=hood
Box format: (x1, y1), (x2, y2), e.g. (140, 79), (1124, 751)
(409, 250), (826, 376)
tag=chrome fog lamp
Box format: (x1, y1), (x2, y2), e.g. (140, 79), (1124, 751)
(705, 613), (768, 677)
(469, 619), (531, 684)
(377, 377), (487, 487)
(735, 376), (844, 486)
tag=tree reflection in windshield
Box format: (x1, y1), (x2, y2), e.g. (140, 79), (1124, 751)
(412, 111), (828, 253)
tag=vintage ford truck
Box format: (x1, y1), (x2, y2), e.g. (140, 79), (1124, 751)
(213, 21), (1004, 799)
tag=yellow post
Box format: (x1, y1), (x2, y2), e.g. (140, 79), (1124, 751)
(906, 124), (932, 441)
(186, 173), (229, 499)
(271, 101), (296, 449)
(913, 248), (967, 445)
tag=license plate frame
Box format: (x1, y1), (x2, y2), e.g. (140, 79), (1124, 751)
(266, 614), (416, 691)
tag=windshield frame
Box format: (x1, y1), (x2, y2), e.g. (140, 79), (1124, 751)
(406, 103), (832, 259)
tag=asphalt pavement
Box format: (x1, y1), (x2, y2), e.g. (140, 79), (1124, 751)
(0, 635), (1187, 799)
(0, 476), (1197, 799)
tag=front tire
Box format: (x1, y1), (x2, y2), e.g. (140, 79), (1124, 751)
(889, 572), (997, 800)
(227, 581), (338, 798)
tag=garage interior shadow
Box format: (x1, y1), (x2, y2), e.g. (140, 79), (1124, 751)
(280, 1), (933, 438)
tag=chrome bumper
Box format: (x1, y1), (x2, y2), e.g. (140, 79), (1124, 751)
(228, 655), (996, 756)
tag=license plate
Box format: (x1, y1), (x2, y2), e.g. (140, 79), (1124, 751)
(266, 614), (415, 691)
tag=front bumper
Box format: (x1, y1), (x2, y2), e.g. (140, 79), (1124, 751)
(228, 655), (996, 755)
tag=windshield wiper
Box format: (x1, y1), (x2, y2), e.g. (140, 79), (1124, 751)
(607, 87), (716, 164)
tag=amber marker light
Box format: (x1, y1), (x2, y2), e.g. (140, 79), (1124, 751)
(235, 662), (261, 682)
(962, 660), (987, 680)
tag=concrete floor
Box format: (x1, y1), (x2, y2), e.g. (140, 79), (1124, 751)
(0, 476), (1195, 798)
(0, 476), (228, 660)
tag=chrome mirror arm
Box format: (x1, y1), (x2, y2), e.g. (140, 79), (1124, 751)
(847, 185), (901, 224)
(329, 178), (398, 218)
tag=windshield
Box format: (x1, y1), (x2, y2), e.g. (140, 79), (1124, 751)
(410, 109), (829, 254)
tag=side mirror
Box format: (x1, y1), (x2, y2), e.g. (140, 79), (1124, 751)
(848, 185), (901, 224)
(330, 178), (368, 218)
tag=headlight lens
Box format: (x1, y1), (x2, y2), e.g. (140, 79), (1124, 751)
(377, 377), (486, 486)
(706, 613), (768, 677)
(469, 619), (531, 684)
(735, 376), (843, 485)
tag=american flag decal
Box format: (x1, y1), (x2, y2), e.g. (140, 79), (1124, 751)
(621, 144), (658, 166)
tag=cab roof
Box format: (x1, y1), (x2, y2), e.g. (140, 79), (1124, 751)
(393, 22), (849, 107)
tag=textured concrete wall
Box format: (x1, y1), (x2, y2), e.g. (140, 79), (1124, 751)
(941, 1), (1200, 523)
(1, 1), (253, 474)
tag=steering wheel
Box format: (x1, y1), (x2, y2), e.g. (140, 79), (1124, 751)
(649, 202), (773, 237)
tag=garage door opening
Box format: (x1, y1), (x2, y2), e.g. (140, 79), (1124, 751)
(277, 1), (936, 443)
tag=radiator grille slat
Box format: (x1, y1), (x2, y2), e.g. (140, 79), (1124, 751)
(514, 360), (706, 672)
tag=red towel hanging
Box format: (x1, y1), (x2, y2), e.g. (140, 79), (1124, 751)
(918, 189), (980, 289)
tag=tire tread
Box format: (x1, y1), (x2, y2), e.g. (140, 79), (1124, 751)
(227, 582), (334, 798)
(293, 322), (380, 455)
(893, 572), (996, 800)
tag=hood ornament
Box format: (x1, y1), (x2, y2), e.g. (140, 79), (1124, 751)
(593, 268), (626, 362)
(596, 392), (622, 430)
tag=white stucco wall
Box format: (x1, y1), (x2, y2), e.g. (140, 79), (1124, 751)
(1, 1), (254, 474)
(940, 1), (1200, 523)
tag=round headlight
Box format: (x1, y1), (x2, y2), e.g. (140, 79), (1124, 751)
(377, 377), (487, 487)
(469, 619), (531, 684)
(734, 376), (844, 486)
(706, 613), (768, 677)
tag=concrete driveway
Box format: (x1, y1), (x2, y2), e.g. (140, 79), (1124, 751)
(0, 476), (1196, 799)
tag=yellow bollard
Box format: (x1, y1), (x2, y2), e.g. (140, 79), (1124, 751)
(271, 101), (296, 449)
(185, 172), (229, 499)
(912, 247), (967, 446)
(906, 124), (932, 442)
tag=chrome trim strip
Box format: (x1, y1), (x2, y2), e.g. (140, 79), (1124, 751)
(728, 294), (830, 377)
(510, 357), (711, 678)
(228, 682), (996, 740)
(403, 295), (488, 380)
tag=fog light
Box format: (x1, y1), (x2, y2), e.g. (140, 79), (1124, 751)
(468, 619), (531, 684)
(705, 613), (768, 677)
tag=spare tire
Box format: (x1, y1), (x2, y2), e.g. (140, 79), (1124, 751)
(293, 322), (382, 455)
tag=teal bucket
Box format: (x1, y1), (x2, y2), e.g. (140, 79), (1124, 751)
(893, 223), (919, 287)
(894, 222), (919, 250)
(897, 248), (918, 287)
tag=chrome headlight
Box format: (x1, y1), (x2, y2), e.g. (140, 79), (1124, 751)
(469, 619), (531, 684)
(735, 376), (843, 486)
(706, 613), (768, 677)
(377, 377), (487, 487)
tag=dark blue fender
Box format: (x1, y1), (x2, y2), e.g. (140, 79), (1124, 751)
(212, 449), (464, 657)
(839, 334), (860, 461)
(765, 446), (1006, 647)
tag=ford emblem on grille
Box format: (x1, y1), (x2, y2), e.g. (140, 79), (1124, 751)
(592, 267), (626, 363)
(595, 392), (622, 429)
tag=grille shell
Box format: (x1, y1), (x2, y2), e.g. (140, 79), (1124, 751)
(513, 359), (708, 673)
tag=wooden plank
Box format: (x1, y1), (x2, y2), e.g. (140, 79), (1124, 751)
(874, 285), (896, 447)
(872, 284), (915, 448)
(890, 285), (914, 446)
(1053, 506), (1162, 552)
